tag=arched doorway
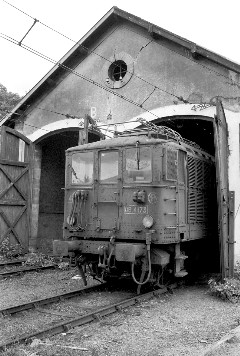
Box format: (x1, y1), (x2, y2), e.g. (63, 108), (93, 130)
(36, 129), (100, 252)
(153, 115), (215, 154)
(153, 115), (219, 274)
(128, 101), (233, 277)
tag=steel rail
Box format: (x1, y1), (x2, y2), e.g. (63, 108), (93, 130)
(0, 259), (26, 267)
(0, 285), (176, 351)
(0, 282), (107, 316)
(0, 264), (56, 278)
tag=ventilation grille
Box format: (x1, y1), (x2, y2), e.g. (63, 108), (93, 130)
(187, 155), (213, 222)
(166, 149), (178, 181)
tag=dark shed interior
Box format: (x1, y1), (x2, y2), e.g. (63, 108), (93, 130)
(37, 130), (99, 251)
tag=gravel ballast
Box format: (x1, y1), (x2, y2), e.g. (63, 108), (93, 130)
(1, 270), (240, 355)
(48, 284), (240, 356)
(0, 268), (97, 309)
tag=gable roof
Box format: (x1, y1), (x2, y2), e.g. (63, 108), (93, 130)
(2, 6), (240, 126)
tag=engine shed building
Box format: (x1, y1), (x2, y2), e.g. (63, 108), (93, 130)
(0, 7), (239, 277)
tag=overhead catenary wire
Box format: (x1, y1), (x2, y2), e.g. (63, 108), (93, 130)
(0, 32), (189, 123)
(2, 0), (240, 93)
(24, 105), (143, 131)
(0, 106), (116, 139)
(235, 203), (240, 219)
(4, 0), (238, 126)
(1, 0), (186, 101)
(0, 0), (191, 106)
(1, 0), (77, 43)
(0, 30), (190, 110)
(130, 27), (240, 89)
(1, 0), (236, 143)
(0, 104), (137, 131)
(0, 2), (222, 145)
(1, 103), (142, 139)
(1, 102), (183, 142)
(0, 34), (211, 145)
(22, 121), (114, 139)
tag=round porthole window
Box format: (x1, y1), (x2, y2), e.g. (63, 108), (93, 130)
(103, 52), (134, 89)
(108, 60), (127, 82)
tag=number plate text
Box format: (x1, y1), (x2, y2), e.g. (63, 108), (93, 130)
(124, 205), (148, 214)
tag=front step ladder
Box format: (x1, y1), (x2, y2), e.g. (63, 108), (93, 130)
(174, 244), (188, 278)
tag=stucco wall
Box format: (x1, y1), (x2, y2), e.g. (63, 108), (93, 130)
(20, 22), (240, 136)
(228, 113), (240, 262)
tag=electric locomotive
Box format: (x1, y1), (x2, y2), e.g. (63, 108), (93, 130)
(53, 120), (216, 291)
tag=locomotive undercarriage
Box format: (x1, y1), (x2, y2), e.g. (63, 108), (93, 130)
(54, 237), (189, 293)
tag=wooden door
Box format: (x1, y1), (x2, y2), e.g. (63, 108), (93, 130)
(0, 126), (33, 253)
(214, 99), (232, 278)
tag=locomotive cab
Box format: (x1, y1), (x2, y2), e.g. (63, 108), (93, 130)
(54, 128), (216, 290)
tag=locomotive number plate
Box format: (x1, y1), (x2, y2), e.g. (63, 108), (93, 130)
(124, 205), (148, 214)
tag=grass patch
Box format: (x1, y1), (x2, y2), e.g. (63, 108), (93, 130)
(0, 237), (24, 260)
(208, 262), (240, 303)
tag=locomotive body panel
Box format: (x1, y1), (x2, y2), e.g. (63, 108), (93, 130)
(63, 139), (214, 243)
(57, 130), (216, 287)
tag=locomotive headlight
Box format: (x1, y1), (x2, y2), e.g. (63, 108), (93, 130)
(142, 215), (154, 229)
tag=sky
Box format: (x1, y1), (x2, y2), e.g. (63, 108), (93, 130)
(0, 0), (240, 96)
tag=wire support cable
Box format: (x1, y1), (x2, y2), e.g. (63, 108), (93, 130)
(2, 0), (240, 94)
(0, 0), (190, 105)
(235, 203), (240, 219)
(0, 108), (139, 140)
(128, 27), (240, 90)
(23, 121), (113, 140)
(0, 33), (187, 143)
(2, 0), (76, 43)
(0, 97), (145, 138)
(0, 32), (179, 122)
(18, 18), (38, 46)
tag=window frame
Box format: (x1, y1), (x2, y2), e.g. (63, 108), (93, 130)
(124, 145), (153, 184)
(70, 151), (94, 186)
(99, 150), (119, 184)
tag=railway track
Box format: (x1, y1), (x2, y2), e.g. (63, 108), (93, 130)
(0, 259), (26, 268)
(0, 264), (56, 278)
(0, 281), (107, 316)
(0, 283), (176, 351)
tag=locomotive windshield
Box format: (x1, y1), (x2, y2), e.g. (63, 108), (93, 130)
(99, 151), (118, 183)
(125, 146), (152, 183)
(71, 152), (93, 184)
